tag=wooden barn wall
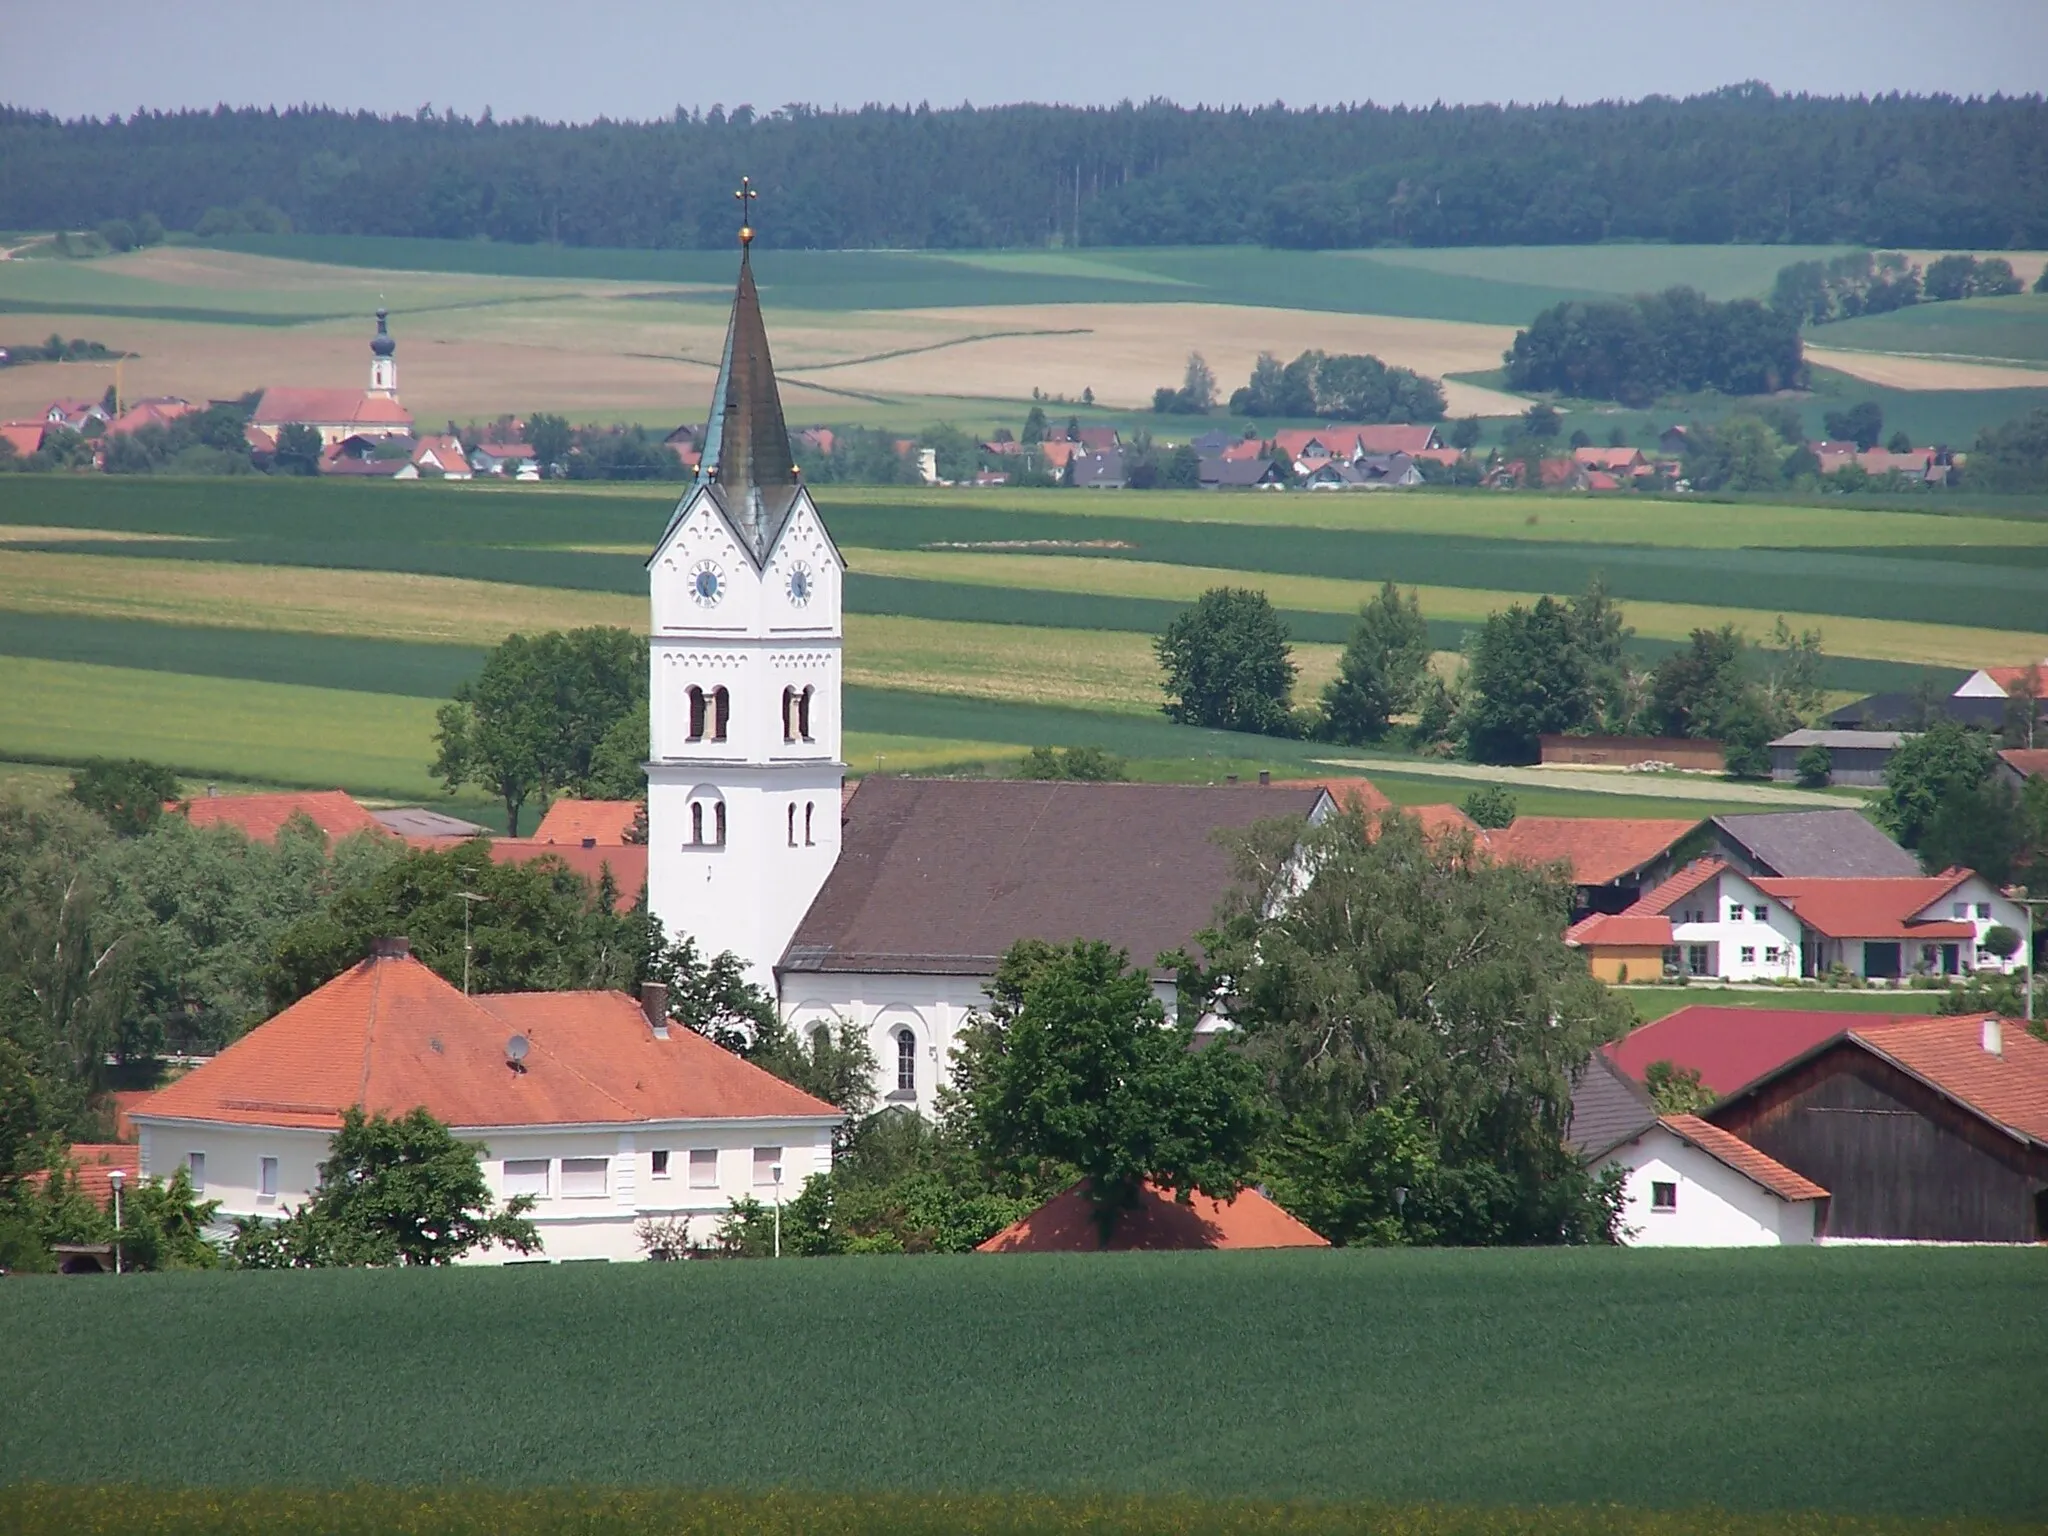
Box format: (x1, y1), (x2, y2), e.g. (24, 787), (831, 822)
(1712, 1044), (2048, 1243)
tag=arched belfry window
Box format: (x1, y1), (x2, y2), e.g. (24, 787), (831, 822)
(686, 686), (707, 742)
(797, 686), (814, 742)
(710, 687), (730, 742)
(688, 786), (725, 848)
(690, 802), (704, 844)
(804, 801), (815, 846)
(896, 1028), (917, 1094)
(787, 803), (797, 847)
(781, 686), (797, 743)
(715, 800), (727, 844)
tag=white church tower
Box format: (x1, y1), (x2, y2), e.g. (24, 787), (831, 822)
(368, 307), (398, 397)
(645, 186), (845, 989)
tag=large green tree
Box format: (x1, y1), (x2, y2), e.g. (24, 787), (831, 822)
(228, 1106), (538, 1267)
(1201, 805), (1631, 1246)
(1458, 584), (1634, 764)
(950, 939), (1268, 1242)
(432, 627), (645, 833)
(67, 758), (180, 836)
(1156, 587), (1298, 737)
(1874, 720), (1999, 852)
(1320, 582), (1431, 745)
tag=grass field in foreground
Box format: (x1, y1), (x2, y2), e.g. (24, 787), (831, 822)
(1, 1251), (2042, 1517)
(0, 1488), (2029, 1536)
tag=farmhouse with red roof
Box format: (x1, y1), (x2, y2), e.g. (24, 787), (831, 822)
(129, 940), (842, 1262)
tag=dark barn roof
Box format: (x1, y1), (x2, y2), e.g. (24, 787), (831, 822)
(1710, 809), (1920, 878)
(1567, 1052), (1658, 1160)
(780, 778), (1327, 978)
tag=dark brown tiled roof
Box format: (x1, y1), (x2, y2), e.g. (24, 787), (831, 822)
(780, 778), (1328, 978)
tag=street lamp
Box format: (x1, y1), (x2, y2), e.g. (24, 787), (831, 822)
(107, 1168), (125, 1276)
(2006, 887), (2043, 1024)
(770, 1163), (783, 1258)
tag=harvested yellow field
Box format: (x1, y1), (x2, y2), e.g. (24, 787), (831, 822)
(784, 303), (1526, 416)
(0, 526), (207, 545)
(840, 546), (2048, 670)
(1805, 346), (2048, 392)
(0, 550), (640, 644)
(844, 612), (1338, 715)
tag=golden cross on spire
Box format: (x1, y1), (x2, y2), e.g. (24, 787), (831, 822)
(735, 176), (758, 247)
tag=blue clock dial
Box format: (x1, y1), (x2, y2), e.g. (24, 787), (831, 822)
(690, 559), (725, 607)
(786, 562), (814, 606)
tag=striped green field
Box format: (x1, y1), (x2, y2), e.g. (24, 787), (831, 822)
(0, 477), (2038, 804)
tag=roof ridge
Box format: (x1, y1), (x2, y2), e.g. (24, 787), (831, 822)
(358, 958), (383, 1106)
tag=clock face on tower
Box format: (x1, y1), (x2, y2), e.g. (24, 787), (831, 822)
(785, 561), (813, 607)
(690, 559), (725, 608)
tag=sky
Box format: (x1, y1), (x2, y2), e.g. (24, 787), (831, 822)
(4, 0), (2045, 121)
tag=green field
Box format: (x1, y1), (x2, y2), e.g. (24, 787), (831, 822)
(0, 476), (2039, 803)
(1618, 986), (1948, 1022)
(1817, 295), (2048, 366)
(0, 1251), (2042, 1518)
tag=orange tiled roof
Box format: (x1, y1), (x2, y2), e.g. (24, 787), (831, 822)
(37, 1143), (141, 1205)
(1262, 777), (1392, 814)
(1657, 1115), (1829, 1202)
(0, 422), (46, 456)
(175, 790), (389, 844)
(1749, 872), (1975, 940)
(251, 387), (413, 429)
(486, 839), (647, 911)
(131, 951), (840, 1133)
(978, 1178), (1329, 1251)
(411, 433), (470, 473)
(1484, 817), (1702, 887)
(2001, 748), (2048, 780)
(533, 799), (643, 846)
(1573, 446), (1647, 469)
(1851, 1016), (2048, 1145)
(1567, 911), (1675, 947)
(1410, 803), (1477, 839)
(1634, 858), (1728, 913)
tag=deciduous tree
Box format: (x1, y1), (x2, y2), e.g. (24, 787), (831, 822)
(1320, 582), (1431, 745)
(1156, 587), (1298, 737)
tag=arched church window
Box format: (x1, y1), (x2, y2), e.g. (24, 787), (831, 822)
(804, 801), (815, 845)
(810, 1024), (831, 1055)
(896, 1028), (917, 1094)
(787, 803), (797, 847)
(688, 786), (725, 849)
(714, 800), (727, 845)
(686, 686), (706, 742)
(781, 686), (796, 743)
(690, 801), (704, 845)
(711, 686), (730, 742)
(797, 686), (814, 741)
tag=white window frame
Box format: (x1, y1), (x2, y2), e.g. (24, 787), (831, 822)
(187, 1151), (206, 1192)
(753, 1146), (784, 1188)
(503, 1158), (549, 1199)
(688, 1149), (719, 1189)
(650, 1148), (671, 1180)
(560, 1156), (610, 1198)
(1650, 1180), (1678, 1212)
(258, 1155), (279, 1201)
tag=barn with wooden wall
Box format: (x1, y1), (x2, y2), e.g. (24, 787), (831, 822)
(1708, 1016), (2048, 1244)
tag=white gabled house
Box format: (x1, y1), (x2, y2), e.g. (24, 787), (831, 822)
(129, 939), (841, 1262)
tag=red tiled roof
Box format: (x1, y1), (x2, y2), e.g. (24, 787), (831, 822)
(106, 399), (198, 435)
(243, 423), (278, 453)
(411, 433), (470, 473)
(1567, 911), (1674, 947)
(1852, 1016), (2048, 1145)
(532, 799), (642, 847)
(1749, 873), (1975, 940)
(978, 1178), (1329, 1252)
(1606, 1005), (1851, 1095)
(1263, 777), (1391, 814)
(2001, 748), (2048, 780)
(0, 421), (46, 456)
(486, 839), (647, 911)
(1657, 1114), (1829, 1202)
(1484, 818), (1702, 887)
(37, 1143), (141, 1205)
(479, 440), (536, 459)
(1573, 446), (1647, 469)
(1219, 439), (1267, 462)
(1634, 858), (1728, 914)
(132, 952), (840, 1132)
(251, 388), (413, 429)
(175, 790), (389, 844)
(1410, 803), (1477, 839)
(1037, 441), (1079, 468)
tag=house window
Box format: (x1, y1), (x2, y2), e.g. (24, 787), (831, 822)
(1687, 945), (1709, 976)
(560, 1157), (609, 1198)
(1651, 1181), (1678, 1212)
(897, 1027), (917, 1093)
(258, 1156), (279, 1199)
(1765, 946), (1781, 964)
(187, 1152), (206, 1192)
(1740, 946), (1756, 965)
(753, 1147), (783, 1187)
(1752, 905), (1768, 922)
(688, 1149), (718, 1188)
(503, 1158), (549, 1198)
(1976, 903), (1992, 920)
(1728, 904), (1744, 922)
(1953, 902), (1968, 919)
(650, 1149), (671, 1180)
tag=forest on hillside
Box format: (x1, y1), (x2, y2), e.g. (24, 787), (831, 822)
(2, 87), (2045, 251)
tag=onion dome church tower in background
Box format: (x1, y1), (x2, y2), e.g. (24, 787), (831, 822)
(645, 182), (845, 988)
(368, 307), (397, 396)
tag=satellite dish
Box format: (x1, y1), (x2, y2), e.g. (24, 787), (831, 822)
(505, 1034), (530, 1063)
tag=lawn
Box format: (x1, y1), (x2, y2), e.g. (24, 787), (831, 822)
(1619, 986), (1948, 1022)
(0, 1250), (2042, 1518)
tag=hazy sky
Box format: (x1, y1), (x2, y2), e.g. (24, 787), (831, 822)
(5, 0), (2045, 121)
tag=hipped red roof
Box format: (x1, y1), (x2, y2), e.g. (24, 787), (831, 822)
(978, 1179), (1328, 1252)
(175, 790), (389, 844)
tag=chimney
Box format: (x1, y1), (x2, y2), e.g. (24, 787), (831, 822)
(640, 981), (671, 1038)
(1982, 1017), (2003, 1058)
(371, 935), (411, 960)
(1258, 770), (1271, 786)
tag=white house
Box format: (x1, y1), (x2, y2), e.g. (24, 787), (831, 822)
(643, 232), (1334, 1117)
(128, 939), (841, 1262)
(1572, 858), (2029, 983)
(1604, 1115), (1829, 1246)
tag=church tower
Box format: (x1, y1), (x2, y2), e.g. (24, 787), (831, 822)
(645, 184), (845, 989)
(368, 308), (398, 397)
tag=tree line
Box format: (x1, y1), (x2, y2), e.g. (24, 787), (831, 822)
(5, 88), (2046, 251)
(1504, 288), (1804, 405)
(1770, 248), (2041, 326)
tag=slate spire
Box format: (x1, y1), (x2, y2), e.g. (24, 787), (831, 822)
(694, 178), (797, 562)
